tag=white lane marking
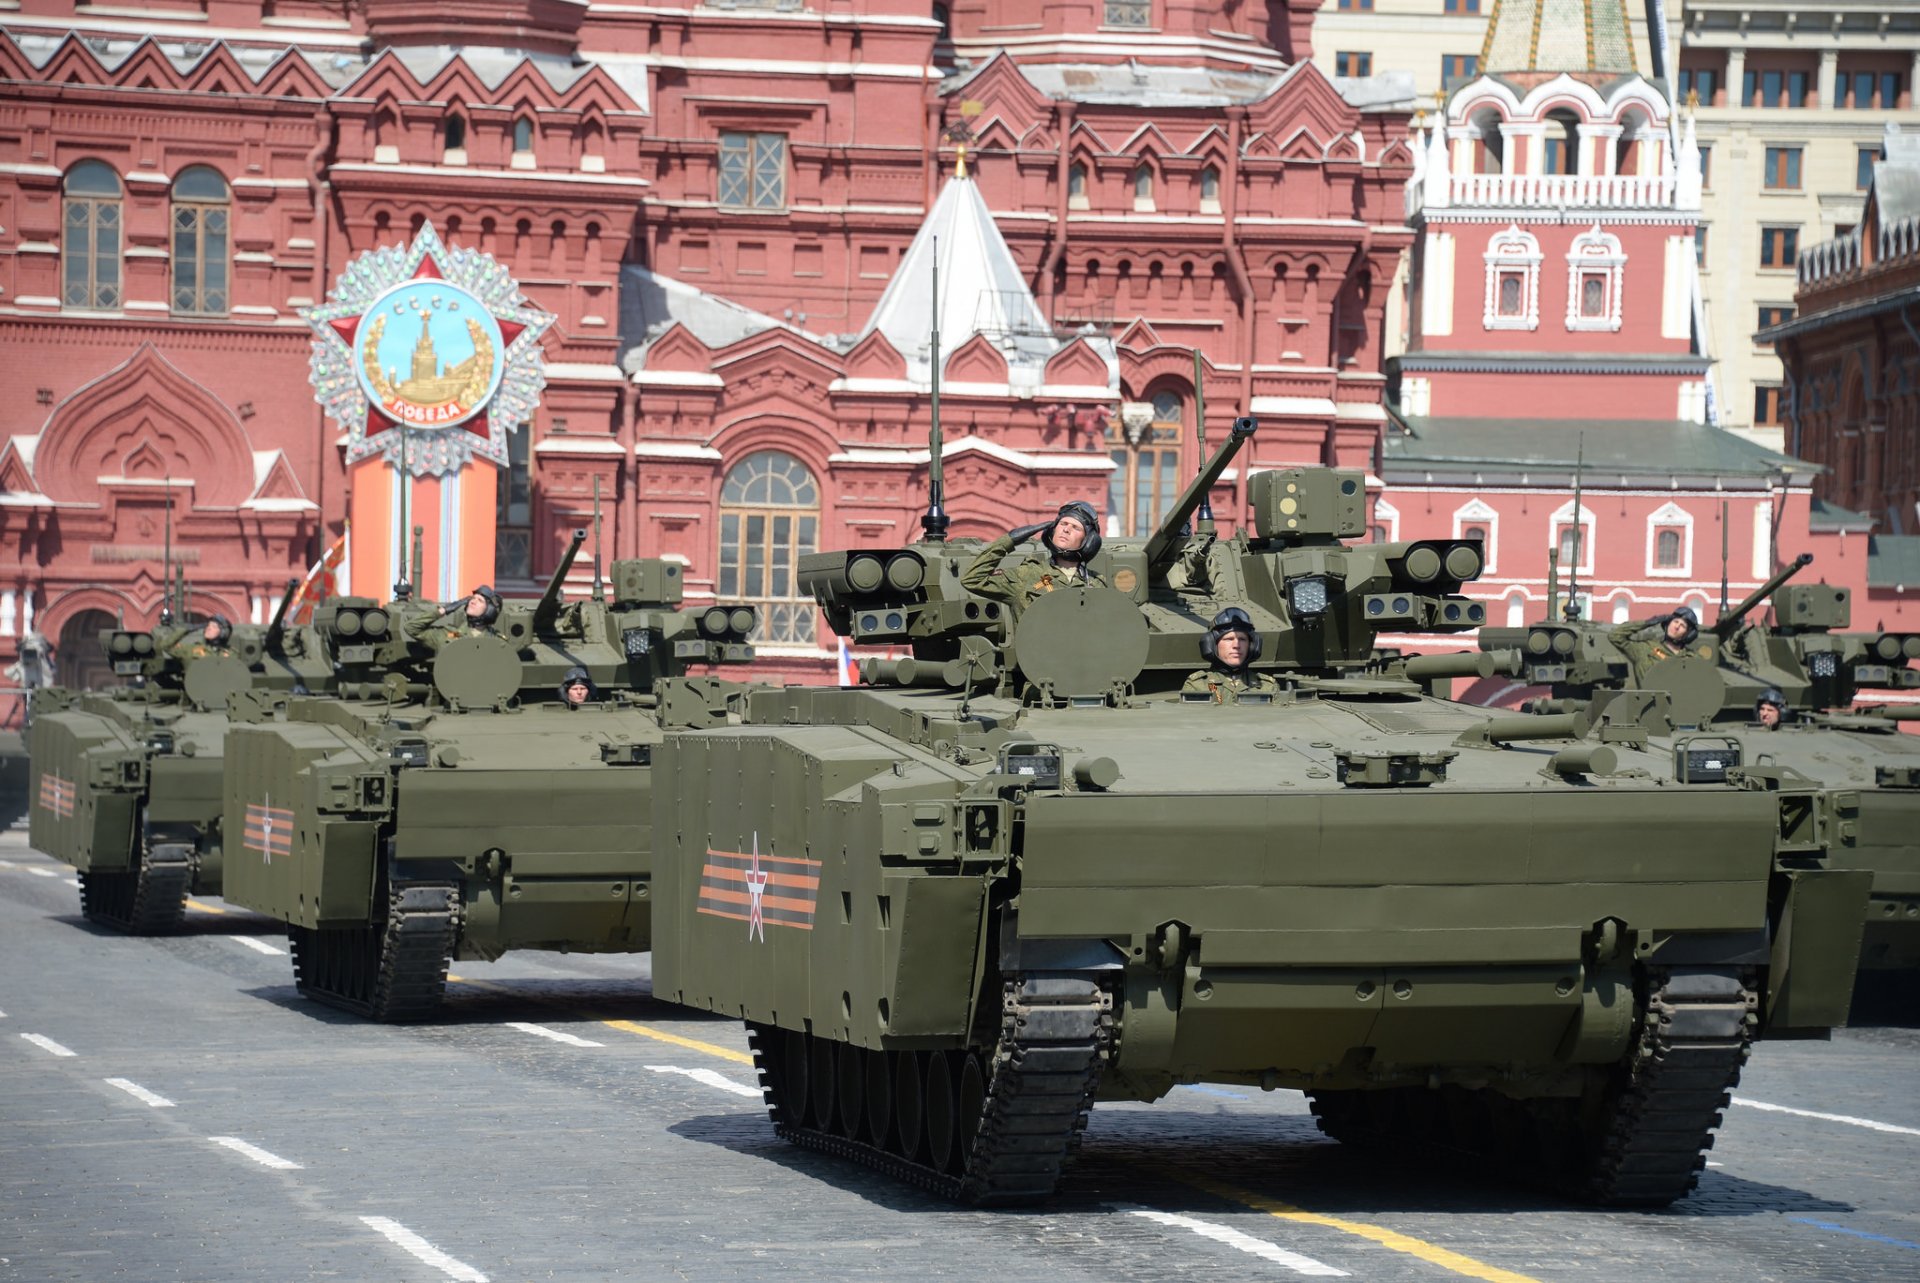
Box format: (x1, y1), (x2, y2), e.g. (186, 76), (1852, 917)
(26, 867), (60, 879)
(645, 1063), (763, 1099)
(504, 1021), (604, 1048)
(209, 1136), (302, 1170)
(105, 1077), (176, 1108)
(0, 858), (16, 868)
(1733, 1097), (1920, 1138)
(20, 1032), (76, 1058)
(359, 1216), (489, 1283)
(228, 936), (286, 957)
(1120, 1206), (1349, 1276)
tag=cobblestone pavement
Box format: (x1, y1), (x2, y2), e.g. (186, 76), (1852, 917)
(2, 832), (1916, 1283)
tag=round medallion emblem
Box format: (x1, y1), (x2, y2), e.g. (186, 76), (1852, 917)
(354, 280), (506, 430)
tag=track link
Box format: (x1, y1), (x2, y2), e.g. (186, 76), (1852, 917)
(1308, 967), (1757, 1209)
(747, 972), (1112, 1204)
(77, 837), (194, 934)
(288, 881), (458, 1022)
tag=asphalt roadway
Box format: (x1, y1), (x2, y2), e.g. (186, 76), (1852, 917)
(2, 830), (1917, 1283)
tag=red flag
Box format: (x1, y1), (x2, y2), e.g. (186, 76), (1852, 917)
(288, 528), (348, 625)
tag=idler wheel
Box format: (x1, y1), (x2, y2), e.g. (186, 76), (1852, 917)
(958, 1052), (987, 1158)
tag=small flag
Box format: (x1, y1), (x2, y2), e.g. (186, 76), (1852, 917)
(288, 526), (349, 625)
(837, 635), (856, 686)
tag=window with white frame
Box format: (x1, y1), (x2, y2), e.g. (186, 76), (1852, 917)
(1370, 496), (1400, 542)
(1646, 501), (1692, 576)
(1453, 498), (1499, 573)
(1505, 591), (1528, 627)
(1610, 594), (1632, 623)
(1483, 224), (1540, 330)
(1550, 498), (1595, 575)
(1565, 223), (1625, 332)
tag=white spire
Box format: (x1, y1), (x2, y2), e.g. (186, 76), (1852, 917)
(862, 173), (1058, 387)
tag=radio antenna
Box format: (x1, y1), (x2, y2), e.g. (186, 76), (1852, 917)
(921, 234), (949, 543)
(1719, 500), (1730, 617)
(1564, 433), (1585, 621)
(592, 475), (605, 603)
(161, 470), (175, 625)
(411, 526), (425, 601)
(393, 432), (413, 601)
(1193, 348), (1213, 529)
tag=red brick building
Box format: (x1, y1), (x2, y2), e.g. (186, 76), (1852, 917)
(0, 0), (1416, 704)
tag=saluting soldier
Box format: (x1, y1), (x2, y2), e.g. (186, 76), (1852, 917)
(171, 615), (234, 660)
(1183, 607), (1282, 702)
(405, 585), (503, 649)
(1608, 606), (1701, 680)
(961, 500), (1105, 614)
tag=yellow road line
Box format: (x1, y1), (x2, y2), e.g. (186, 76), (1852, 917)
(185, 899), (227, 915)
(601, 1019), (754, 1066)
(1184, 1175), (1546, 1283)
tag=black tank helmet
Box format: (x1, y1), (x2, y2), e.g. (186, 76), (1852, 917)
(205, 614), (233, 645)
(1666, 605), (1700, 648)
(559, 665), (596, 702)
(1042, 500), (1103, 564)
(467, 584), (503, 627)
(1200, 606), (1263, 667)
(1756, 687), (1787, 715)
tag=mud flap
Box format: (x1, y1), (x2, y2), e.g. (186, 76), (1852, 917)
(1767, 868), (1873, 1033)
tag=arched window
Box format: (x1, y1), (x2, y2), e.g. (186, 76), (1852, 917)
(1067, 162), (1089, 210)
(63, 160), (122, 309)
(495, 428), (532, 581)
(1199, 165), (1221, 213)
(58, 608), (118, 691)
(1132, 165), (1155, 211)
(443, 114), (467, 160)
(512, 116), (534, 157)
(1482, 223), (1541, 331)
(171, 166), (229, 315)
(1557, 525), (1581, 566)
(1656, 529), (1682, 567)
(720, 451), (819, 645)
(1543, 109), (1581, 175)
(1462, 523), (1488, 545)
(1107, 389), (1185, 537)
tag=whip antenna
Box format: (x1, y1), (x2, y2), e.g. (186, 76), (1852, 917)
(921, 235), (949, 542)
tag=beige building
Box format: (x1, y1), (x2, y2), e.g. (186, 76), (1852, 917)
(1316, 0), (1920, 449)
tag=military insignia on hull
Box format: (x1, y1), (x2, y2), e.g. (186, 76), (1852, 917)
(697, 839), (819, 936)
(301, 223), (554, 476)
(37, 773), (74, 819)
(243, 799), (293, 862)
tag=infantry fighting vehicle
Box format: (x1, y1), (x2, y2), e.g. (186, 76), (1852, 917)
(27, 584), (337, 932)
(650, 417), (1866, 1208)
(220, 533), (760, 1021)
(1485, 560), (1920, 977)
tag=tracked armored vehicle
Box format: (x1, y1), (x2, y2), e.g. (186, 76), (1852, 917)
(221, 534), (760, 1020)
(651, 417), (1866, 1209)
(27, 585), (340, 932)
(1485, 562), (1920, 978)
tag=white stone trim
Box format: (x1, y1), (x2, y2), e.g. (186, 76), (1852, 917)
(1550, 498), (1596, 577)
(1371, 495), (1400, 541)
(1564, 224), (1625, 333)
(1645, 501), (1694, 578)
(1452, 497), (1500, 575)
(1420, 230), (1455, 338)
(633, 441), (723, 460)
(1482, 224), (1540, 332)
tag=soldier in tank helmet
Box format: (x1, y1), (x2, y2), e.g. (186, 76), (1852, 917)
(1608, 605), (1701, 680)
(406, 585), (503, 648)
(1183, 607), (1282, 702)
(961, 500), (1105, 614)
(559, 666), (596, 707)
(1754, 687), (1789, 730)
(171, 614), (234, 660)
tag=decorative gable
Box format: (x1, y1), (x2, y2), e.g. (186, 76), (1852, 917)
(1043, 338), (1111, 391)
(844, 330), (907, 381)
(944, 333), (1010, 386)
(644, 324), (715, 373)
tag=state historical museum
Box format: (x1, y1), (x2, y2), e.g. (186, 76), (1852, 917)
(0, 0), (1418, 693)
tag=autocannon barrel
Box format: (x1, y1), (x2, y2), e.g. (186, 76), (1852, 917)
(1403, 650), (1518, 681)
(263, 578), (299, 651)
(1867, 705), (1920, 722)
(1480, 712), (1585, 743)
(1716, 553), (1813, 637)
(1143, 416), (1257, 568)
(534, 529), (589, 629)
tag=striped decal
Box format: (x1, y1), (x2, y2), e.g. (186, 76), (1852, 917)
(697, 848), (821, 934)
(36, 773), (74, 819)
(242, 801), (294, 861)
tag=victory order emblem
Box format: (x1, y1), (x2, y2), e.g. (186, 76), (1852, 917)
(301, 223), (554, 476)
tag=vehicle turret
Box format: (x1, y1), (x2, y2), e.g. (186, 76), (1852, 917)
(1715, 552), (1814, 639)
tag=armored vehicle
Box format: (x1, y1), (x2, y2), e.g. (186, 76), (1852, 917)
(0, 730), (26, 830)
(650, 418), (1865, 1208)
(27, 584), (338, 932)
(220, 534), (760, 1021)
(1485, 562), (1920, 977)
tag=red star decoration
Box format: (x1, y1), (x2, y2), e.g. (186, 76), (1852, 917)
(330, 256), (526, 445)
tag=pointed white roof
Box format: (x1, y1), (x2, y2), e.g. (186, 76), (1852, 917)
(863, 173), (1084, 393)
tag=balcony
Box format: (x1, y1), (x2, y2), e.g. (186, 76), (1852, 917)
(1448, 172), (1681, 210)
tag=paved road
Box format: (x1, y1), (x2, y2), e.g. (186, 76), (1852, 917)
(2, 831), (1916, 1283)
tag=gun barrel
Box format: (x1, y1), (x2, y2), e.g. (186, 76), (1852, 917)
(1403, 651), (1499, 681)
(1868, 705), (1920, 722)
(1143, 416), (1256, 567)
(535, 529), (589, 628)
(263, 578), (299, 649)
(1481, 712), (1585, 743)
(1716, 552), (1814, 635)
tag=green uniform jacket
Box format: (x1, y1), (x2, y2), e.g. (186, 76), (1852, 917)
(168, 640), (232, 661)
(404, 610), (494, 651)
(960, 535), (1103, 613)
(1607, 619), (1704, 682)
(1182, 667), (1283, 702)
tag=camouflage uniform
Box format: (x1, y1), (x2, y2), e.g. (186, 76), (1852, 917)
(1607, 618), (1707, 683)
(168, 640), (232, 661)
(1181, 667), (1283, 702)
(404, 612), (493, 650)
(961, 534), (1103, 613)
